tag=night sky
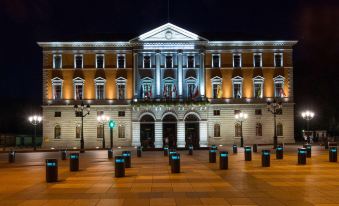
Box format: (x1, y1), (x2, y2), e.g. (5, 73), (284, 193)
(0, 0), (338, 138)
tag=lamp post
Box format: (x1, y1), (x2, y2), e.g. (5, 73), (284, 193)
(109, 120), (116, 149)
(28, 115), (42, 151)
(301, 110), (315, 143)
(97, 114), (109, 149)
(235, 112), (248, 147)
(267, 99), (282, 149)
(74, 102), (90, 153)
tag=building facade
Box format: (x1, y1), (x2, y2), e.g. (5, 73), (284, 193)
(39, 23), (296, 149)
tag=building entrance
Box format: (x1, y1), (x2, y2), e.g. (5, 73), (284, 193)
(185, 114), (200, 148)
(162, 114), (177, 148)
(140, 115), (155, 148)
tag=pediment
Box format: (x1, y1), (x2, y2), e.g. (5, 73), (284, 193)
(131, 23), (207, 42)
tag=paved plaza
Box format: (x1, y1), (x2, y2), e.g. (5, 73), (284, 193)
(1, 146), (339, 206)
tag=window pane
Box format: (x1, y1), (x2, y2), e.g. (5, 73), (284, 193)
(53, 85), (62, 100)
(54, 55), (61, 69)
(187, 84), (195, 98)
(233, 83), (242, 98)
(254, 83), (262, 98)
(144, 56), (151, 68)
(75, 56), (82, 68)
(118, 56), (125, 68)
(275, 83), (283, 97)
(96, 85), (104, 99)
(213, 55), (220, 67)
(187, 56), (194, 68)
(275, 54), (282, 67)
(254, 55), (261, 67)
(118, 84), (125, 100)
(75, 85), (83, 100)
(214, 124), (220, 137)
(76, 125), (81, 138)
(97, 125), (104, 138)
(166, 56), (172, 68)
(96, 55), (104, 68)
(233, 55), (241, 67)
(118, 125), (125, 138)
(54, 125), (61, 139)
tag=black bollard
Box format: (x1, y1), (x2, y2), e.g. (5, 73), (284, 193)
(46, 159), (58, 182)
(114, 156), (125, 177)
(253, 144), (258, 153)
(122, 151), (131, 168)
(232, 144), (238, 154)
(298, 148), (307, 165)
(61, 150), (67, 160)
(262, 150), (270, 167)
(69, 153), (79, 171)
(188, 145), (193, 155)
(209, 149), (217, 163)
(219, 151), (228, 170)
(211, 145), (218, 150)
(164, 146), (169, 156)
(171, 153), (180, 173)
(303, 144), (312, 158)
(329, 147), (337, 162)
(137, 146), (142, 157)
(276, 145), (284, 159)
(169, 149), (176, 165)
(244, 146), (252, 161)
(108, 148), (113, 159)
(8, 151), (15, 163)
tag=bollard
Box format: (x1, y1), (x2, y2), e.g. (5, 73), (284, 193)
(69, 153), (79, 171)
(137, 146), (142, 157)
(108, 148), (113, 159)
(209, 149), (217, 163)
(164, 146), (169, 156)
(219, 151), (228, 170)
(46, 159), (58, 182)
(262, 150), (270, 167)
(328, 142), (337, 150)
(188, 145), (193, 155)
(114, 156), (125, 177)
(61, 150), (67, 160)
(233, 144), (238, 154)
(211, 145), (218, 150)
(8, 151), (15, 163)
(122, 151), (131, 168)
(171, 153), (180, 173)
(298, 148), (307, 165)
(253, 144), (258, 153)
(169, 149), (176, 165)
(303, 144), (312, 158)
(276, 145), (284, 159)
(329, 147), (337, 162)
(244, 146), (252, 161)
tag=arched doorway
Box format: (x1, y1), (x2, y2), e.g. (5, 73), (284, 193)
(162, 114), (177, 148)
(185, 114), (200, 148)
(140, 114), (155, 148)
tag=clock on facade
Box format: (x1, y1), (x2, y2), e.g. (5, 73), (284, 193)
(165, 30), (173, 40)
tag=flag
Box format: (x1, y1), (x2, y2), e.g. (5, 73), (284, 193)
(257, 87), (262, 98)
(149, 85), (152, 98)
(280, 88), (286, 97)
(139, 85), (143, 99)
(236, 89), (241, 98)
(192, 84), (199, 99)
(217, 84), (223, 98)
(163, 85), (167, 98)
(172, 84), (177, 99)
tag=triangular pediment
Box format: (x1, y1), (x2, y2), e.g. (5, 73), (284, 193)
(131, 23), (207, 42)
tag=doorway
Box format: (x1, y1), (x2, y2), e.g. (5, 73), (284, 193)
(140, 115), (155, 148)
(185, 114), (200, 148)
(162, 114), (177, 148)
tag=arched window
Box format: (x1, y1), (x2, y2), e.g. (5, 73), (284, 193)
(54, 125), (61, 139)
(97, 125), (104, 138)
(118, 125), (125, 138)
(214, 124), (220, 137)
(75, 125), (81, 139)
(256, 123), (262, 136)
(277, 123), (283, 136)
(235, 123), (241, 137)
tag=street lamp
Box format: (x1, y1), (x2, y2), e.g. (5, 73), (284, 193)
(301, 110), (315, 143)
(28, 115), (42, 151)
(235, 112), (248, 147)
(267, 99), (282, 149)
(97, 114), (109, 149)
(74, 102), (90, 153)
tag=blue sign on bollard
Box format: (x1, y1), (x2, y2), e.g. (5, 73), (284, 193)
(220, 153), (228, 157)
(115, 158), (125, 163)
(47, 162), (56, 167)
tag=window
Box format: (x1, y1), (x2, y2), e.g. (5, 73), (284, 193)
(235, 123), (241, 137)
(51, 77), (63, 100)
(165, 56), (173, 68)
(117, 55), (125, 68)
(118, 125), (125, 138)
(143, 56), (151, 68)
(116, 77), (127, 100)
(75, 111), (82, 117)
(232, 77), (243, 99)
(163, 83), (173, 98)
(233, 54), (241, 68)
(142, 83), (152, 98)
(274, 76), (285, 98)
(94, 77), (106, 100)
(75, 125), (81, 139)
(118, 111), (125, 117)
(253, 53), (262, 67)
(277, 123), (283, 136)
(74, 55), (83, 69)
(54, 125), (61, 139)
(53, 54), (62, 69)
(187, 83), (195, 98)
(73, 77), (84, 100)
(256, 123), (262, 136)
(212, 54), (220, 68)
(211, 76), (222, 99)
(54, 112), (61, 117)
(96, 54), (104, 68)
(274, 53), (283, 67)
(213, 110), (220, 116)
(97, 125), (104, 138)
(214, 124), (220, 137)
(187, 56), (194, 68)
(255, 109), (262, 115)
(253, 76), (264, 98)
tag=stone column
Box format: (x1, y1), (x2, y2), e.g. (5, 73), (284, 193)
(131, 121), (140, 146)
(154, 120), (163, 148)
(177, 120), (185, 148)
(199, 120), (208, 147)
(178, 51), (183, 97)
(199, 52), (205, 98)
(156, 52), (161, 98)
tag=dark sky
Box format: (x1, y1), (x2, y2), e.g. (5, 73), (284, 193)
(0, 0), (338, 136)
